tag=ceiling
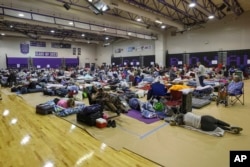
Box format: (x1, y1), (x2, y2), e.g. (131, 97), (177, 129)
(0, 0), (249, 45)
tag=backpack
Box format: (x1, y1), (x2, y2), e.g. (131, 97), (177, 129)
(153, 101), (165, 112)
(129, 98), (141, 111)
(20, 87), (28, 94)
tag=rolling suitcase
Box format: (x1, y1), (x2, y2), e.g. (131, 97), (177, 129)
(181, 92), (192, 113)
(36, 103), (54, 115)
(76, 104), (103, 126)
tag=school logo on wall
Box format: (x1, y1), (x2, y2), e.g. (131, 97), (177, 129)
(20, 43), (29, 54)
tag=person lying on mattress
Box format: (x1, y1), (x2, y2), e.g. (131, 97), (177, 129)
(168, 112), (243, 135)
(52, 98), (85, 117)
(54, 98), (75, 109)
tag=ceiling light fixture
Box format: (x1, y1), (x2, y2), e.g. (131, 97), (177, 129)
(189, 3), (196, 8)
(161, 25), (166, 29)
(155, 20), (162, 24)
(208, 15), (215, 19)
(103, 43), (110, 47)
(18, 13), (24, 17)
(136, 17), (142, 22)
(87, 0), (110, 15)
(189, 0), (196, 8)
(101, 5), (109, 12)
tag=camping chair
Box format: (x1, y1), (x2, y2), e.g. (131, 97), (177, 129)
(165, 90), (183, 114)
(228, 81), (244, 105)
(234, 70), (244, 80)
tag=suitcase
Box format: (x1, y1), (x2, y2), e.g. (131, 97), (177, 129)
(181, 92), (192, 113)
(43, 88), (55, 96)
(55, 88), (68, 97)
(76, 104), (103, 126)
(36, 103), (54, 115)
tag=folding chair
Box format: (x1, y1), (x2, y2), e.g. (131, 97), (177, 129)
(234, 70), (244, 80)
(165, 90), (183, 114)
(228, 82), (244, 105)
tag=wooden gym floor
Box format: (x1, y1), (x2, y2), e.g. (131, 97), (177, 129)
(0, 80), (249, 167)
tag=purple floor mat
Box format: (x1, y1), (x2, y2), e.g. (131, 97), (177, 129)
(125, 109), (160, 124)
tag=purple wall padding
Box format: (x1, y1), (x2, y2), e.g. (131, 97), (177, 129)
(33, 58), (62, 68)
(7, 57), (29, 64)
(7, 57), (29, 68)
(65, 58), (79, 66)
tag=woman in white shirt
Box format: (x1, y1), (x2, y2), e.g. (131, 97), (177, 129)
(170, 112), (243, 134)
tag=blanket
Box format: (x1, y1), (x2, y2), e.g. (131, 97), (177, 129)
(54, 104), (85, 117)
(181, 125), (225, 137)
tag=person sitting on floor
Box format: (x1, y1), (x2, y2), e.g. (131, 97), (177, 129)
(89, 85), (128, 114)
(147, 77), (168, 100)
(88, 84), (106, 105)
(168, 112), (243, 135)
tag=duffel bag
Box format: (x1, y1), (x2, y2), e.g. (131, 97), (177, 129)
(36, 103), (54, 115)
(55, 88), (68, 97)
(76, 104), (103, 126)
(129, 98), (141, 111)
